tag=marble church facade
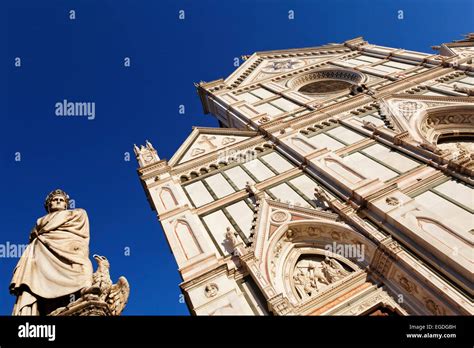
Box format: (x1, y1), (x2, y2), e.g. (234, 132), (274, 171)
(135, 35), (474, 315)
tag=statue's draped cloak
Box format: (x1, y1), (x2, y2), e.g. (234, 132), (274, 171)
(10, 209), (93, 300)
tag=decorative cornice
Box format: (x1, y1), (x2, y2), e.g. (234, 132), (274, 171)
(137, 160), (169, 178)
(385, 93), (474, 103)
(170, 135), (267, 175)
(179, 263), (228, 291)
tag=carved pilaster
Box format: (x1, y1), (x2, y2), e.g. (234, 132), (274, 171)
(369, 237), (401, 278)
(268, 294), (294, 316)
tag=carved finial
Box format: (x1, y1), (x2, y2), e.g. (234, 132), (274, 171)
(145, 140), (154, 150)
(314, 186), (330, 202)
(314, 186), (333, 210)
(419, 141), (445, 155)
(453, 84), (474, 96)
(362, 120), (377, 131)
(393, 72), (407, 79)
(225, 227), (240, 253)
(194, 81), (207, 87)
(245, 181), (258, 196)
(135, 140), (160, 167)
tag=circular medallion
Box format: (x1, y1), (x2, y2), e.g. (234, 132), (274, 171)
(299, 80), (353, 94)
(204, 283), (219, 298)
(271, 211), (289, 223)
(288, 68), (365, 95)
(385, 196), (400, 206)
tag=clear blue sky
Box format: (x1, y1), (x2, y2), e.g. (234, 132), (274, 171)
(0, 0), (472, 315)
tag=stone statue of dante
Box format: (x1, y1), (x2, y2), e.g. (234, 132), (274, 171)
(10, 189), (93, 315)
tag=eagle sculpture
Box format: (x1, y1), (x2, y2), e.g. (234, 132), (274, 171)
(49, 254), (130, 316)
(91, 254), (130, 316)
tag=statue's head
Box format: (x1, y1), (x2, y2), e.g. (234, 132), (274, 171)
(44, 189), (70, 213)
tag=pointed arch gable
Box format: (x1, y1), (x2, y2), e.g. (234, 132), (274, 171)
(260, 219), (378, 286)
(411, 104), (474, 144)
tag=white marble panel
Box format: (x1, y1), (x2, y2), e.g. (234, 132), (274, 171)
(308, 133), (345, 151)
(459, 76), (474, 85)
(184, 181), (214, 207)
(271, 97), (299, 112)
(362, 144), (419, 173)
(243, 159), (275, 181)
(415, 191), (474, 233)
(289, 175), (318, 200)
(358, 55), (383, 63)
(255, 103), (283, 117)
(433, 180), (474, 209)
(226, 201), (254, 238)
(269, 183), (308, 206)
(451, 81), (473, 89)
(261, 152), (293, 173)
(251, 88), (274, 99)
(361, 115), (385, 127)
(205, 173), (235, 198)
(384, 61), (415, 70)
(326, 126), (365, 144)
(237, 92), (260, 104)
(202, 210), (233, 254)
(372, 64), (400, 74)
(224, 166), (255, 190)
(342, 58), (371, 67)
(343, 152), (398, 182)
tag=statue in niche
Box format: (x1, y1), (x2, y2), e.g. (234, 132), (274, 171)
(321, 257), (350, 283)
(10, 189), (129, 316)
(307, 260), (329, 291)
(293, 269), (314, 298)
(292, 255), (352, 300)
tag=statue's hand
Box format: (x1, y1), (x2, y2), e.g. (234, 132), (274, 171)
(29, 229), (40, 243)
(29, 221), (49, 243)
